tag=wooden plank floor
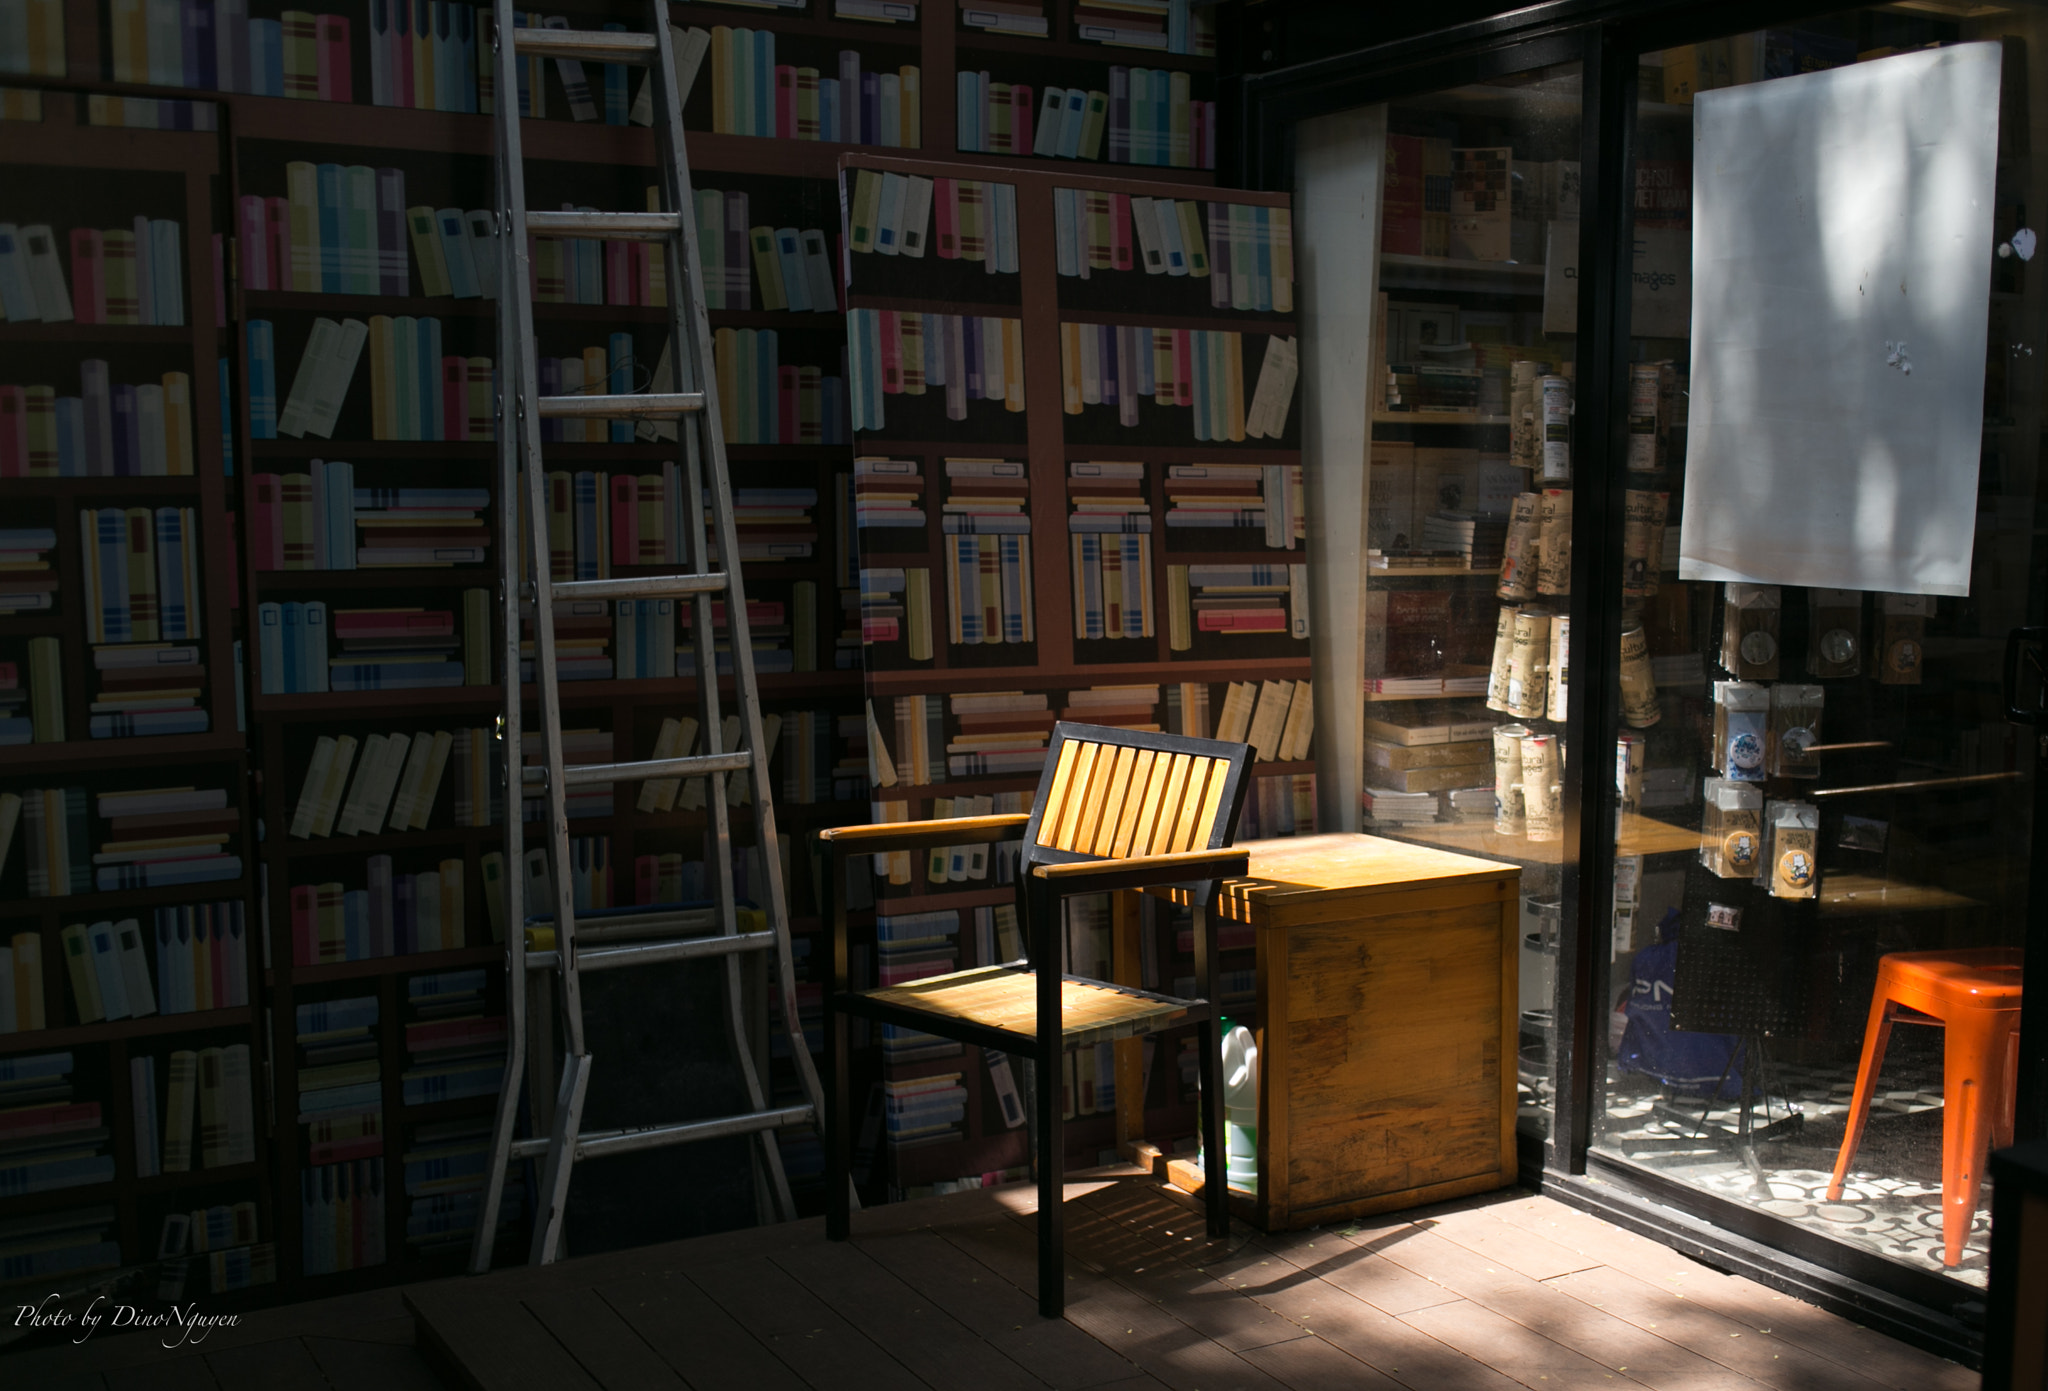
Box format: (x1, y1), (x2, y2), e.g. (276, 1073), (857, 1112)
(0, 1172), (1979, 1391)
(401, 1169), (1974, 1391)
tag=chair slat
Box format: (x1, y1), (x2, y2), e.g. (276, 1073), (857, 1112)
(1047, 741), (1100, 850)
(1074, 743), (1127, 855)
(1090, 746), (1140, 857)
(1110, 749), (1157, 859)
(1036, 738), (1084, 848)
(1168, 756), (1213, 852)
(1191, 758), (1232, 851)
(1146, 753), (1193, 855)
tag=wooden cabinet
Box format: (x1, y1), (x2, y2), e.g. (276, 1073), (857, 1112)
(1127, 832), (1520, 1231)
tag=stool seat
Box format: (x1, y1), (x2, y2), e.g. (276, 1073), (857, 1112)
(1826, 947), (2022, 1268)
(1875, 948), (2023, 1013)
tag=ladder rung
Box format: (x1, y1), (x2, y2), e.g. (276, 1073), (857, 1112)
(512, 28), (658, 63)
(527, 750), (751, 787)
(538, 392), (704, 419)
(525, 210), (681, 240)
(576, 1104), (815, 1160)
(527, 930), (778, 974)
(551, 573), (728, 603)
(573, 907), (724, 942)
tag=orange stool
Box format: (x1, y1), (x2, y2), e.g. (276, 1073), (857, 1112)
(1826, 948), (2022, 1267)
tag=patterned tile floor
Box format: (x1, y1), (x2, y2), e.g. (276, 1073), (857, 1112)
(1595, 1057), (1990, 1287)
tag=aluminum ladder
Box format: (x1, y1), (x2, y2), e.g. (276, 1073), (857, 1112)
(469, 0), (827, 1269)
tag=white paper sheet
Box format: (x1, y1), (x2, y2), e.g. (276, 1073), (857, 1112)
(1678, 43), (2001, 597)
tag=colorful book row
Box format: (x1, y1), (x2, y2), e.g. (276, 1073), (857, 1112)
(0, 219), (183, 326)
(1053, 191), (1295, 315)
(707, 28), (921, 147)
(845, 169), (1018, 266)
(107, 0), (352, 101)
(846, 310), (1024, 431)
(1057, 322), (1298, 441)
(0, 367), (197, 478)
(955, 68), (1215, 169)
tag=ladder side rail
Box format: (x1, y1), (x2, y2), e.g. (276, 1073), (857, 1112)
(645, 8), (828, 1136)
(473, 6), (533, 1273)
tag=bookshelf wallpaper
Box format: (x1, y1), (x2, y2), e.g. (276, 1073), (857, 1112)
(0, 0), (1268, 1310)
(842, 152), (1304, 1192)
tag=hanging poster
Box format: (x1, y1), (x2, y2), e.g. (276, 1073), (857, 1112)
(1677, 43), (2000, 596)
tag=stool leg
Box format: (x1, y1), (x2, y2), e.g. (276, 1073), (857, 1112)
(1827, 995), (1896, 1202)
(1996, 1024), (2019, 1153)
(1942, 1017), (2002, 1268)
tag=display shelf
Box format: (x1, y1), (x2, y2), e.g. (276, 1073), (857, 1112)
(955, 29), (1218, 71)
(135, 1162), (263, 1193)
(0, 323), (196, 344)
(0, 878), (253, 920)
(1383, 814), (1698, 864)
(0, 475), (208, 497)
(0, 729), (246, 770)
(1819, 874), (1983, 917)
(1366, 560), (1492, 576)
(0, 1006), (255, 1055)
(1372, 412), (1511, 426)
(269, 945), (503, 987)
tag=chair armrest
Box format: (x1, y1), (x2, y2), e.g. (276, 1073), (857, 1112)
(818, 814), (1032, 854)
(1030, 847), (1249, 897)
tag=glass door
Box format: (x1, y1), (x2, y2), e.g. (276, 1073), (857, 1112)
(1332, 61), (1587, 1139)
(1591, 4), (2048, 1290)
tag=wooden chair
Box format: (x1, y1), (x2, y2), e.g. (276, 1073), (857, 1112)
(819, 722), (1254, 1316)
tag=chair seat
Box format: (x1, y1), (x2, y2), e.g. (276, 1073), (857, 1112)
(852, 965), (1200, 1049)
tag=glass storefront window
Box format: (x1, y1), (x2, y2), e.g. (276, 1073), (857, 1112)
(1590, 5), (2046, 1289)
(1342, 62), (1587, 1138)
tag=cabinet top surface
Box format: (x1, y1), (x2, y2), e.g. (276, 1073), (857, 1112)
(1145, 832), (1519, 923)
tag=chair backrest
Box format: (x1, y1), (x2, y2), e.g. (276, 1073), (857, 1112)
(1021, 722), (1253, 869)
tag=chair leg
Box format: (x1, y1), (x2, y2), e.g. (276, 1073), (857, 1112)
(825, 1006), (851, 1242)
(1827, 992), (1897, 1202)
(1197, 1015), (1228, 1239)
(1942, 1011), (2017, 1268)
(1030, 878), (1065, 1318)
(1037, 1037), (1065, 1317)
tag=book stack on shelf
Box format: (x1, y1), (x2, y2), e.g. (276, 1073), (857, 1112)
(400, 969), (504, 1108)
(0, 527), (55, 614)
(0, 1051), (111, 1197)
(1072, 1), (1214, 56)
(242, 164), (488, 301)
(294, 993), (386, 1276)
(402, 1114), (521, 1260)
(1069, 462), (1151, 642)
(156, 1199), (276, 1295)
(942, 459), (1033, 648)
(11, 784), (242, 896)
(2, 1203), (121, 1286)
(0, 638), (61, 745)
